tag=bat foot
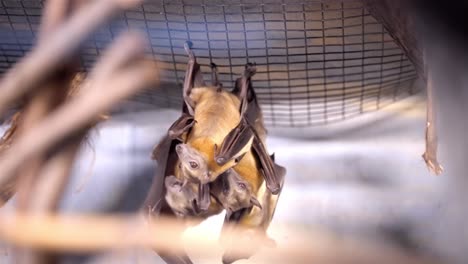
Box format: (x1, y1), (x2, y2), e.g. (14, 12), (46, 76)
(216, 83), (223, 92)
(244, 62), (257, 77)
(184, 41), (193, 51)
(184, 41), (195, 60)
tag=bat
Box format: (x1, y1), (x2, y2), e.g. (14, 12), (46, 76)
(143, 41), (286, 264)
(167, 43), (249, 209)
(214, 67), (287, 264)
(174, 143), (212, 211)
(164, 175), (200, 218)
(210, 168), (262, 219)
(142, 43), (240, 264)
(214, 63), (284, 195)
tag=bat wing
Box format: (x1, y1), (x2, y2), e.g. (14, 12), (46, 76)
(215, 64), (257, 165)
(197, 182), (211, 212)
(251, 133), (283, 195)
(144, 133), (178, 216)
(144, 132), (193, 264)
(143, 42), (210, 264)
(218, 62), (284, 194)
(214, 118), (254, 166)
(168, 112), (195, 141)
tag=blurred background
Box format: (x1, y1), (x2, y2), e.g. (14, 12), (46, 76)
(0, 0), (466, 263)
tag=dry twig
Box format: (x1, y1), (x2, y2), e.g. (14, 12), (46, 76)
(0, 33), (158, 196)
(0, 0), (144, 116)
(0, 213), (436, 264)
(422, 52), (443, 175)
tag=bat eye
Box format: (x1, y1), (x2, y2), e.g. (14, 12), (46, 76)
(189, 161), (198, 169)
(237, 182), (247, 190)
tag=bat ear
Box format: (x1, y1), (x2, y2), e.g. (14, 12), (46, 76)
(250, 196), (262, 210)
(165, 176), (182, 191)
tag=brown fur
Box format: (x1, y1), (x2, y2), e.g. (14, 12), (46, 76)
(186, 87), (263, 194)
(187, 87), (244, 179)
(172, 162), (224, 218)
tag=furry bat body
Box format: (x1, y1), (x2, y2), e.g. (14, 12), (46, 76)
(211, 168), (262, 219)
(165, 175), (222, 219)
(164, 175), (199, 218)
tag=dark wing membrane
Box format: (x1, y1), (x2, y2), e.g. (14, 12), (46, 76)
(197, 182), (211, 211)
(145, 134), (175, 215)
(168, 113), (195, 141)
(145, 136), (195, 264)
(215, 63), (258, 166)
(215, 118), (254, 166)
(143, 42), (208, 264)
(251, 135), (283, 195)
(233, 71), (261, 126)
(182, 41), (205, 116)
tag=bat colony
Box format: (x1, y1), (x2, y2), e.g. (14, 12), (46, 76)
(144, 41), (286, 264)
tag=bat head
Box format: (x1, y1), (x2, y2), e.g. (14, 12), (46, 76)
(175, 143), (213, 184)
(185, 138), (243, 184)
(213, 168), (262, 217)
(164, 175), (200, 217)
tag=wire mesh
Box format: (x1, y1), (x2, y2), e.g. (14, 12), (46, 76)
(0, 0), (418, 127)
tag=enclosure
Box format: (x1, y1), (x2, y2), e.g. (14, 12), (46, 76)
(0, 0), (466, 264)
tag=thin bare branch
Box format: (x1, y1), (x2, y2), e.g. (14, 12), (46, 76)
(0, 0), (143, 116)
(0, 214), (435, 264)
(422, 52), (443, 175)
(0, 32), (158, 198)
(29, 141), (82, 213)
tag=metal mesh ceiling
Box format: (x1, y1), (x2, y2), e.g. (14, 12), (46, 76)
(0, 0), (418, 127)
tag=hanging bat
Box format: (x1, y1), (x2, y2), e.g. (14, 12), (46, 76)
(164, 175), (199, 218)
(214, 63), (284, 195)
(210, 168), (262, 219)
(173, 143), (212, 211)
(164, 43), (249, 210)
(143, 41), (286, 264)
(170, 42), (281, 188)
(215, 68), (287, 264)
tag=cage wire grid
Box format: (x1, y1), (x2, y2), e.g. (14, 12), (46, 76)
(0, 0), (418, 127)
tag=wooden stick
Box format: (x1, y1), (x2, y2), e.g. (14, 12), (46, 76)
(0, 0), (143, 116)
(29, 141), (82, 213)
(0, 32), (158, 199)
(14, 0), (74, 212)
(0, 213), (435, 264)
(13, 2), (76, 262)
(422, 52), (443, 175)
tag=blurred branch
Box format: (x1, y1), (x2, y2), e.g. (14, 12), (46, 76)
(29, 141), (82, 213)
(15, 0), (75, 212)
(0, 213), (435, 264)
(422, 65), (443, 175)
(0, 33), (158, 197)
(0, 0), (144, 116)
